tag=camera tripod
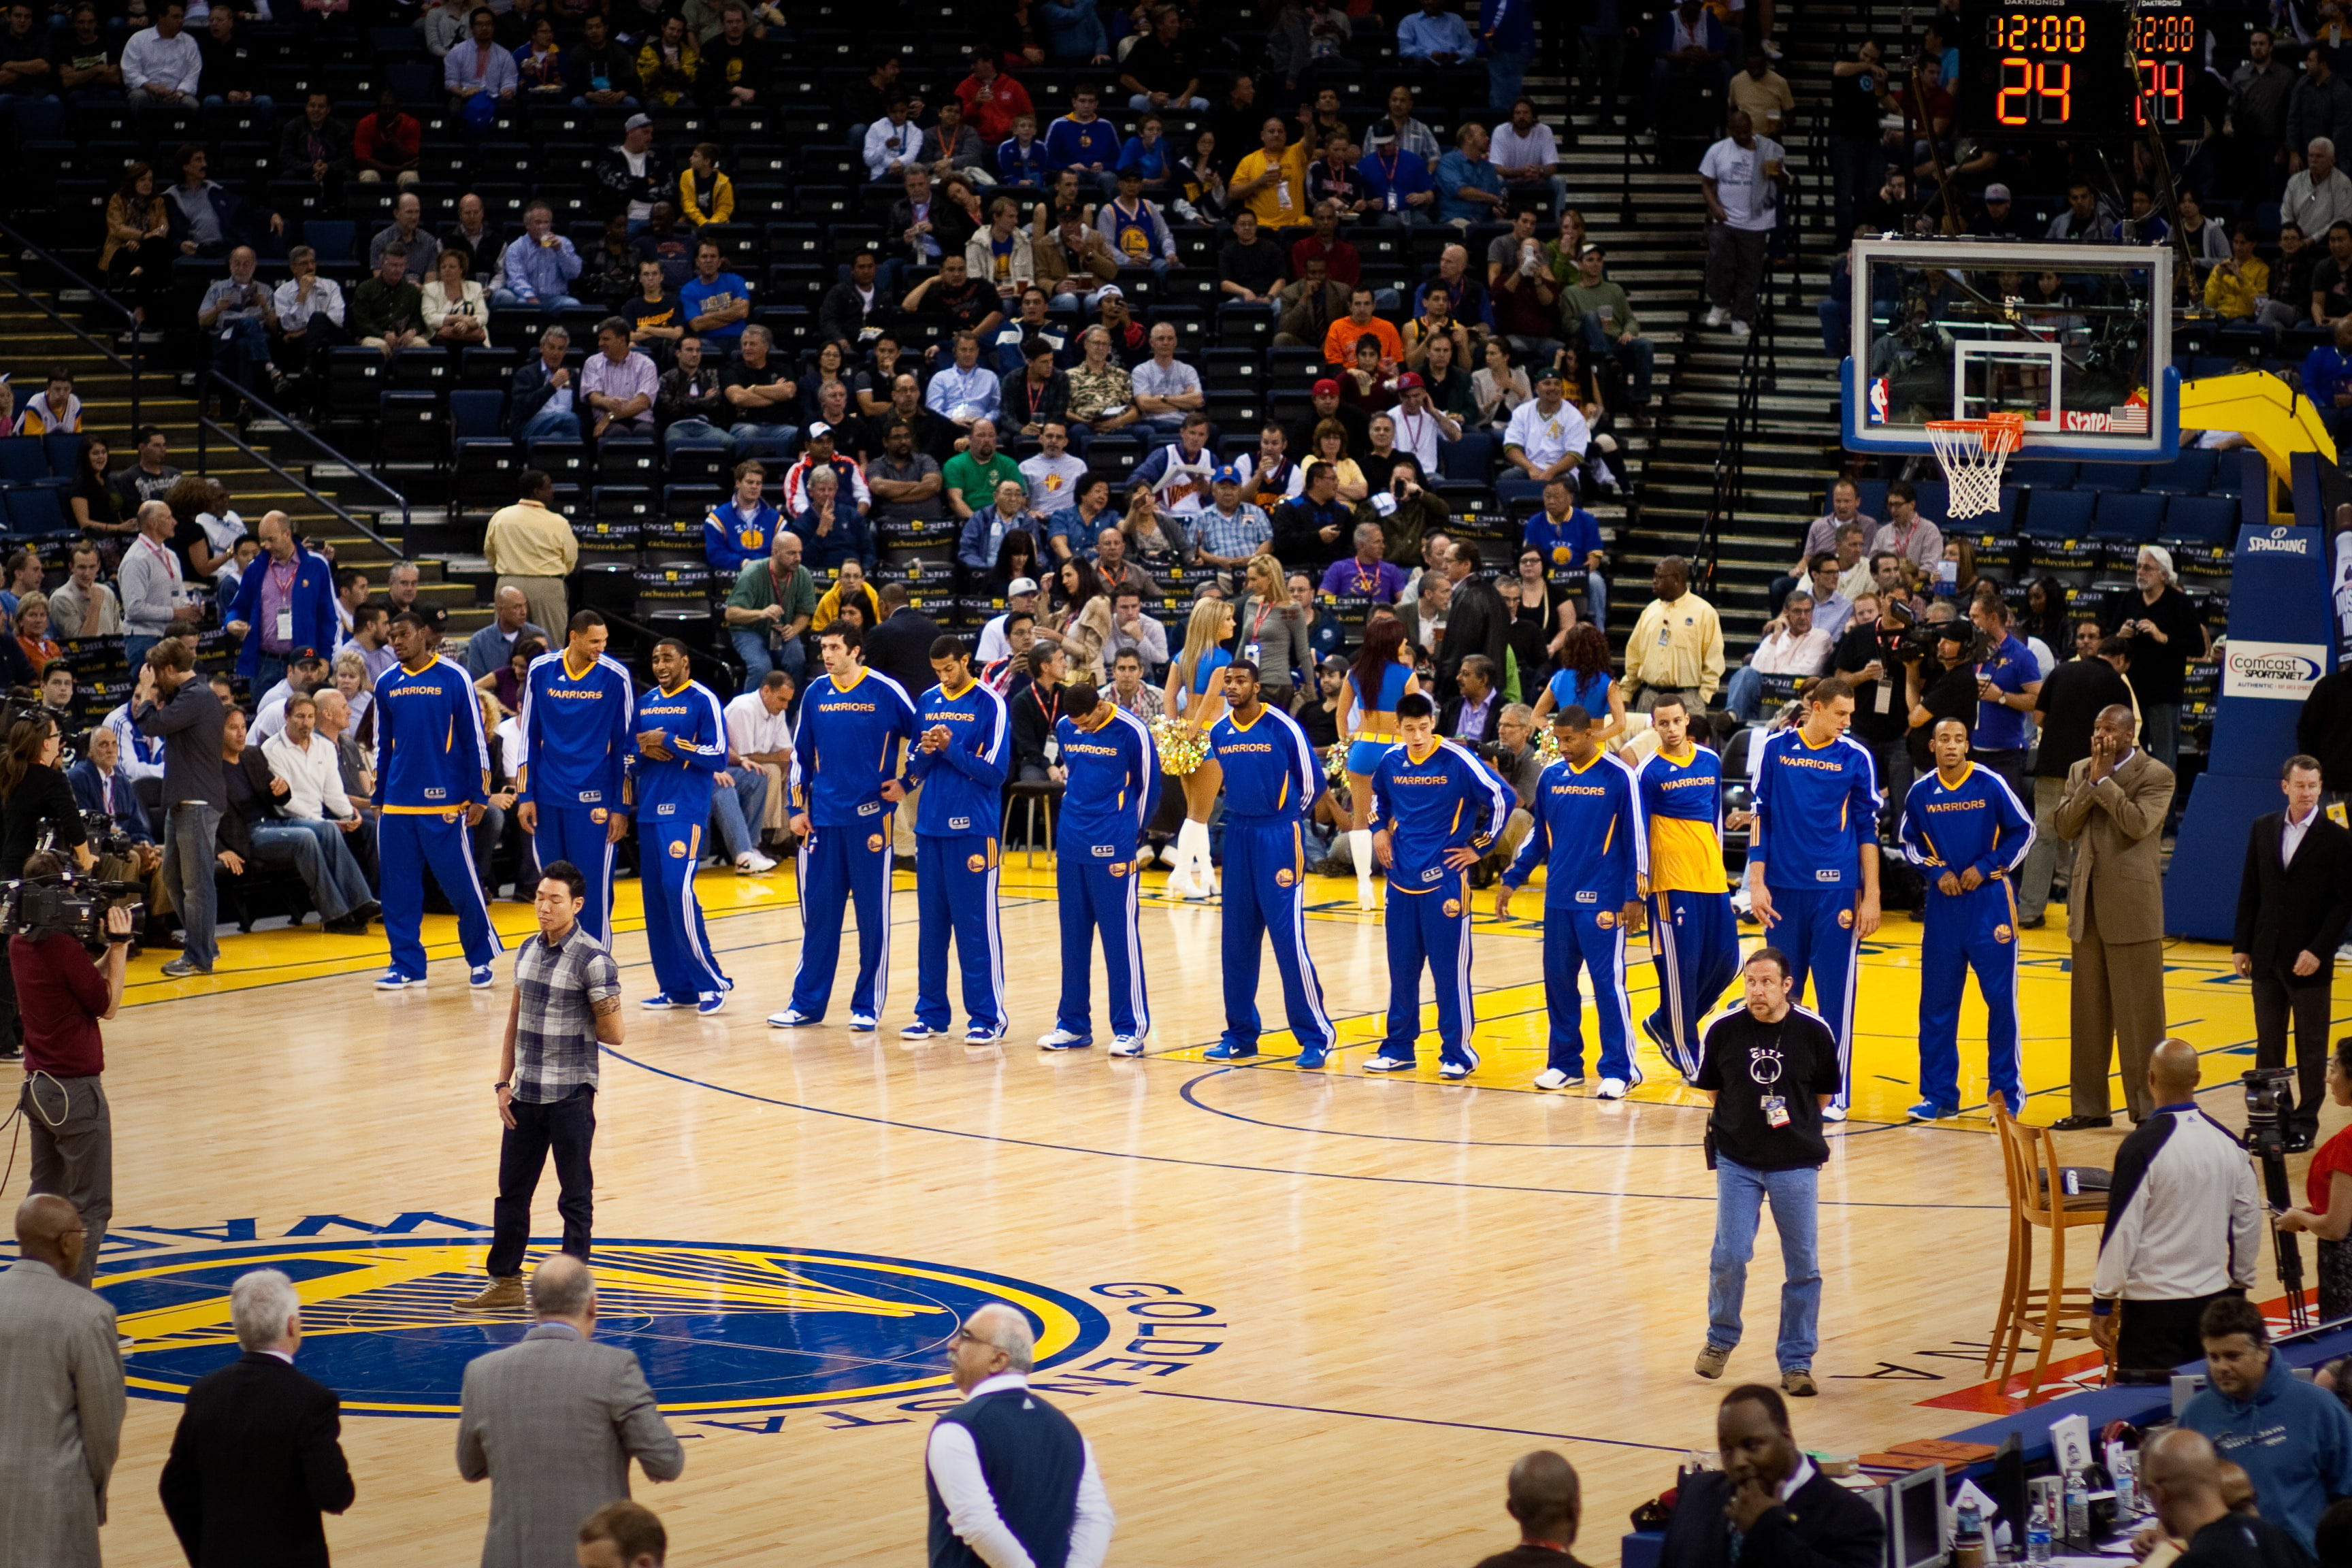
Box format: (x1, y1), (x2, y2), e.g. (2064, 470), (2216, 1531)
(2244, 1068), (2311, 1331)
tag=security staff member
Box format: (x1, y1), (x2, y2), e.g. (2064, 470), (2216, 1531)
(1899, 717), (2035, 1121)
(1636, 693), (1741, 1080)
(373, 610), (502, 989)
(1203, 660), (1337, 1064)
(903, 636), (1012, 1045)
(1360, 691), (1508, 1079)
(768, 623), (917, 1030)
(632, 638), (733, 1014)
(1039, 682), (1160, 1056)
(517, 610), (636, 942)
(1746, 676), (1883, 1120)
(1497, 704), (1648, 1097)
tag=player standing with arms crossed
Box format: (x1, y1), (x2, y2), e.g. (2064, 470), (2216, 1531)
(768, 623), (917, 1032)
(1746, 676), (1882, 1120)
(517, 610), (636, 942)
(902, 636), (1012, 1045)
(1203, 660), (1338, 1064)
(372, 610), (503, 989)
(1039, 679), (1161, 1055)
(1898, 717), (2034, 1120)
(1497, 704), (1648, 1096)
(632, 638), (734, 1015)
(1635, 693), (1742, 1079)
(1359, 691), (1509, 1079)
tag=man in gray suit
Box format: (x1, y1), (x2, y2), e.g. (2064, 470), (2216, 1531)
(2053, 704), (2179, 1129)
(456, 1255), (684, 1568)
(0, 1193), (125, 1568)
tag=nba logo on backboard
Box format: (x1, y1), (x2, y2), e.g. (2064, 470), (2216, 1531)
(1867, 376), (1890, 425)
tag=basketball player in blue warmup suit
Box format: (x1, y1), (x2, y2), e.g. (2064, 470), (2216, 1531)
(1360, 692), (1509, 1079)
(903, 636), (1012, 1045)
(1204, 661), (1338, 1064)
(372, 610), (502, 989)
(1746, 675), (1883, 1120)
(1039, 681), (1160, 1055)
(632, 638), (735, 1015)
(1497, 704), (1649, 1096)
(1635, 693), (1742, 1079)
(1899, 717), (2035, 1120)
(517, 610), (636, 943)
(768, 622), (917, 1031)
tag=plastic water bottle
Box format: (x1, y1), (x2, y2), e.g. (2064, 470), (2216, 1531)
(1957, 1496), (1983, 1543)
(2114, 1452), (2139, 1520)
(2063, 1469), (2089, 1543)
(2027, 1499), (2053, 1564)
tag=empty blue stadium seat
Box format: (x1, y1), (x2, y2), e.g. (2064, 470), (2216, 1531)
(2004, 459), (2077, 490)
(2019, 489), (2095, 538)
(0, 438), (48, 485)
(2088, 491), (2163, 543)
(2141, 449), (2217, 494)
(2160, 494), (2236, 547)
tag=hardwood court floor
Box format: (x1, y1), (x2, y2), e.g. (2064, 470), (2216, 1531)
(80, 860), (2338, 1567)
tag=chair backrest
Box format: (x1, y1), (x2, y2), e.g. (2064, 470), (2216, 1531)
(2021, 488), (2096, 540)
(449, 389), (506, 442)
(1989, 1092), (2031, 1220)
(0, 438), (49, 485)
(2091, 491), (2165, 543)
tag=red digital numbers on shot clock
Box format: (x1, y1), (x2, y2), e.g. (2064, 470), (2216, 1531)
(1965, 0), (2204, 135)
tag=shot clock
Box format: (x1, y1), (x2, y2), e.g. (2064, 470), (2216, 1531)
(1958, 0), (2204, 135)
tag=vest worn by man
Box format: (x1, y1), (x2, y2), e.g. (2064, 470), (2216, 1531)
(927, 1387), (1083, 1568)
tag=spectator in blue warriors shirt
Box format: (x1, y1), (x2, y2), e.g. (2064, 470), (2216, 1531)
(704, 459), (778, 576)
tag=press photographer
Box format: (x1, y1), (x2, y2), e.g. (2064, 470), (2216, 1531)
(1901, 606), (1989, 777)
(0, 710), (91, 1060)
(6, 849), (135, 1288)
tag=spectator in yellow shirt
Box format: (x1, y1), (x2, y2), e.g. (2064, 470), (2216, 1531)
(1230, 112), (1311, 232)
(679, 143), (735, 227)
(2202, 227), (2270, 321)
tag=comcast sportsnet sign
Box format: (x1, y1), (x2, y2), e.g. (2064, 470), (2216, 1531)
(2220, 641), (2326, 699)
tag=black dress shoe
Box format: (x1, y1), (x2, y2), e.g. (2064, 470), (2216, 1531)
(2287, 1131), (2319, 1154)
(2019, 915), (2046, 929)
(2051, 1113), (2114, 1131)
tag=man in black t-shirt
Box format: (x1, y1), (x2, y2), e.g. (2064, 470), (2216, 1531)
(2114, 545), (2208, 769)
(2312, 220), (2352, 326)
(1826, 42), (1891, 239)
(2142, 1428), (2315, 1568)
(1693, 947), (1843, 1396)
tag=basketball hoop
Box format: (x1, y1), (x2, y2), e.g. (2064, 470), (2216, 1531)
(1924, 412), (2026, 520)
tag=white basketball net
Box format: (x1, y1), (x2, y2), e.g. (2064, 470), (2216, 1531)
(1925, 414), (2025, 520)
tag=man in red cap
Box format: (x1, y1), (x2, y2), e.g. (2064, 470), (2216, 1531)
(1286, 375), (1370, 456)
(1386, 370), (1461, 472)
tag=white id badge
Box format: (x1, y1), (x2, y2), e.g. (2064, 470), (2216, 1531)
(1761, 1094), (1790, 1128)
(1874, 680), (1892, 715)
(276, 609), (294, 642)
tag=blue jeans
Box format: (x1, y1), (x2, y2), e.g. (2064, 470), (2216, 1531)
(709, 768), (767, 858)
(728, 421), (798, 457)
(570, 95), (640, 108)
(1707, 1156), (1820, 1370)
(730, 627), (806, 687)
(251, 654), (288, 696)
(1722, 664), (1771, 722)
(489, 288), (584, 311)
(1584, 572), (1608, 626)
(1827, 134), (1881, 242)
(163, 802), (222, 971)
(1580, 314), (1655, 404)
(662, 419), (732, 455)
(519, 406), (582, 440)
(124, 635), (159, 672)
(1486, 46), (1532, 109)
(199, 93), (275, 112)
(251, 817), (372, 921)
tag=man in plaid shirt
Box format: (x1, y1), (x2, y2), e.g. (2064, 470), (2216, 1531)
(463, 860), (625, 1311)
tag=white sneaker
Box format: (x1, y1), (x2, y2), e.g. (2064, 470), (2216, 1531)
(1109, 1035), (1145, 1057)
(963, 1025), (1007, 1045)
(1439, 1060), (1470, 1080)
(1534, 1068), (1584, 1090)
(899, 1022), (941, 1039)
(736, 849), (778, 872)
(1362, 1054), (1416, 1073)
(1727, 318), (1752, 339)
(1038, 1028), (1092, 1049)
(1703, 306), (1727, 327)
(847, 1013), (878, 1032)
(768, 1009), (817, 1028)
(1823, 1104), (1848, 1122)
(1597, 1077), (1630, 1100)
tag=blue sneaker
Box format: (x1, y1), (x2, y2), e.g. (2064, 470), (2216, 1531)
(696, 993), (728, 1016)
(1295, 1043), (1330, 1070)
(1202, 1041), (1258, 1060)
(899, 1022), (943, 1040)
(640, 995), (684, 1011)
(374, 969), (420, 990)
(469, 965), (495, 989)
(1639, 1010), (1677, 1063)
(1906, 1100), (1958, 1122)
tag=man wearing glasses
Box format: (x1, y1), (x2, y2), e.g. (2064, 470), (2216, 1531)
(926, 1304), (1117, 1567)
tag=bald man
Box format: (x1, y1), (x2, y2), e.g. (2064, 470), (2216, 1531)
(1473, 1451), (1585, 1568)
(2090, 1039), (2263, 1380)
(0, 1194), (125, 1568)
(2140, 1428), (2308, 1568)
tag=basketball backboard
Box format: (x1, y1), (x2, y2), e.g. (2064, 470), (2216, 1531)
(1840, 238), (2178, 462)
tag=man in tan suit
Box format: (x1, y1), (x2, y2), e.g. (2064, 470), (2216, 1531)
(456, 1256), (683, 1568)
(0, 1194), (124, 1568)
(2053, 704), (2177, 1128)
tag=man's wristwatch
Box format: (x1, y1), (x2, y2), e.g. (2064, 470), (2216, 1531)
(493, 1081), (510, 1090)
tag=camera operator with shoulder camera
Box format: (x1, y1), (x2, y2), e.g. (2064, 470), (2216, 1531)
(1832, 590), (1911, 819)
(0, 711), (90, 1060)
(1904, 606), (1984, 778)
(8, 849), (134, 1287)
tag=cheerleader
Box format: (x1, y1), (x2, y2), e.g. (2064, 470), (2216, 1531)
(1156, 598), (1235, 898)
(1335, 615), (1420, 911)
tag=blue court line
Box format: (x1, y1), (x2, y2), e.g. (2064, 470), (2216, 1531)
(1133, 1388), (1688, 1452)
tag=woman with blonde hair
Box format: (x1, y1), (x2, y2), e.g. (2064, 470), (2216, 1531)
(1159, 595), (1236, 898)
(1231, 554), (1309, 706)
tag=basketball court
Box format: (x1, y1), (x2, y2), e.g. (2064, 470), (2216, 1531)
(80, 853), (2307, 1567)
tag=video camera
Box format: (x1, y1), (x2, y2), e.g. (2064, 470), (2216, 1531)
(74, 809), (136, 862)
(0, 692), (77, 767)
(0, 868), (144, 951)
(1877, 598), (1995, 666)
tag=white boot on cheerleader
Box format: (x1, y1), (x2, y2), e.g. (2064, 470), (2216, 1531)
(1348, 828), (1376, 911)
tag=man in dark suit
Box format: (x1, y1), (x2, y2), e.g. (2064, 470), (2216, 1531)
(1661, 1385), (1885, 1568)
(1435, 542), (1509, 702)
(159, 1267), (355, 1567)
(2233, 753), (2352, 1151)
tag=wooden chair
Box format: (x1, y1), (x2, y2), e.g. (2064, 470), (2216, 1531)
(1986, 1095), (2114, 1396)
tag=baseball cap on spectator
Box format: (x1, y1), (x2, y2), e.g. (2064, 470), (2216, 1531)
(1211, 465), (1241, 485)
(1007, 576), (1041, 598)
(1986, 183), (2012, 202)
(1094, 284), (1125, 309)
(1395, 372), (1424, 390)
(625, 112), (653, 131)
(1311, 378), (1340, 396)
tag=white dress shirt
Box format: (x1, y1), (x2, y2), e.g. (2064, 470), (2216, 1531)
(122, 24), (202, 97)
(274, 276), (347, 331)
(722, 690), (794, 762)
(2283, 804), (2321, 867)
(263, 730), (357, 820)
(923, 1372), (1115, 1568)
(1750, 626), (1832, 677)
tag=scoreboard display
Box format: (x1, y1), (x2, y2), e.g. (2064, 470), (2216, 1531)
(1959, 0), (2203, 136)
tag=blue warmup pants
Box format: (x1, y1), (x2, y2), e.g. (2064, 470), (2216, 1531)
(1648, 889), (1740, 1079)
(641, 816), (730, 1003)
(1055, 853), (1149, 1042)
(1379, 880), (1477, 1068)
(533, 804), (618, 942)
(913, 833), (1006, 1032)
(788, 815), (895, 1020)
(1541, 905), (1637, 1081)
(1917, 881), (2023, 1112)
(1218, 818), (1335, 1056)
(378, 811), (500, 981)
(1764, 883), (1861, 1111)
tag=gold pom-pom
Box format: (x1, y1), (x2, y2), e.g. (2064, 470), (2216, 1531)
(1152, 715), (1210, 777)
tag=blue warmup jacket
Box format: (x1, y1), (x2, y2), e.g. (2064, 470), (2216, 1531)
(1750, 727), (1881, 891)
(372, 656), (489, 811)
(791, 666), (917, 825)
(1369, 738), (1509, 894)
(1505, 750), (1648, 906)
(518, 649), (636, 811)
(907, 677), (1011, 837)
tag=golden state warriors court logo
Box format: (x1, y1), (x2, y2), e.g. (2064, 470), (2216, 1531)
(98, 1230), (1111, 1418)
